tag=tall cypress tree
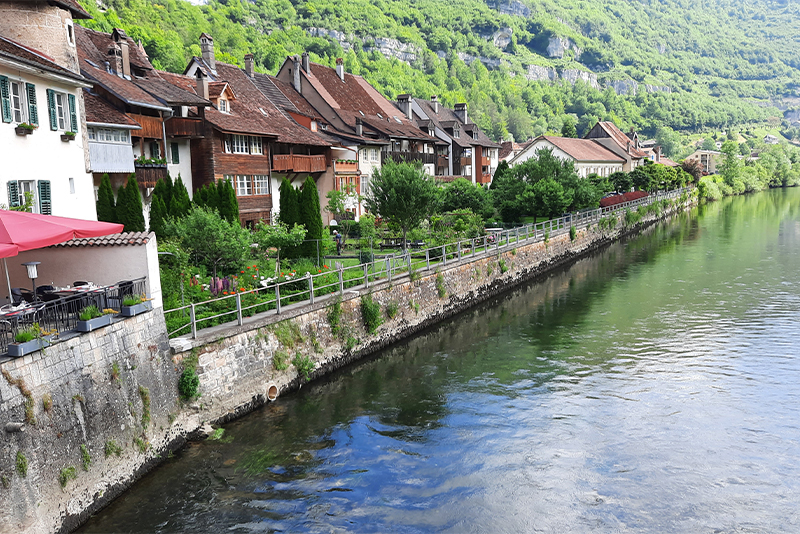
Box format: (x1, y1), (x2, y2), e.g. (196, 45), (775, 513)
(218, 178), (239, 223)
(96, 173), (117, 223)
(152, 174), (174, 212)
(278, 178), (299, 227)
(170, 176), (192, 218)
(149, 193), (168, 237)
(299, 176), (323, 260)
(122, 174), (146, 233)
(205, 181), (221, 213)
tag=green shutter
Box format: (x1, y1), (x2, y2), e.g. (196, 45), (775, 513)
(7, 181), (20, 208)
(0, 76), (11, 123)
(68, 93), (77, 132)
(37, 180), (51, 215)
(46, 89), (57, 130)
(171, 142), (180, 164)
(26, 83), (38, 127)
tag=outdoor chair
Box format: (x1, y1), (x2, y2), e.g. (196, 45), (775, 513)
(73, 281), (89, 287)
(108, 280), (133, 309)
(11, 288), (34, 305)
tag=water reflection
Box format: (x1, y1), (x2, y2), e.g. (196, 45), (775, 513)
(80, 189), (800, 533)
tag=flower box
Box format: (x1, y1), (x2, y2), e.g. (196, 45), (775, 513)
(60, 133), (76, 142)
(8, 337), (50, 357)
(15, 127), (32, 136)
(76, 314), (112, 332)
(120, 301), (152, 317)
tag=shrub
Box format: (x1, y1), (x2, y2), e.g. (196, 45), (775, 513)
(78, 305), (102, 321)
(272, 320), (304, 348)
(16, 451), (27, 477)
(544, 230), (550, 244)
(42, 393), (52, 412)
(292, 352), (315, 381)
(327, 296), (343, 336)
(436, 273), (447, 298)
(569, 225), (577, 241)
(499, 258), (508, 273)
(178, 369), (199, 400)
(358, 250), (375, 264)
(273, 350), (289, 371)
(139, 386), (151, 429)
(385, 300), (399, 319)
(80, 444), (91, 471)
(361, 293), (383, 333)
(104, 440), (123, 457)
(58, 466), (77, 488)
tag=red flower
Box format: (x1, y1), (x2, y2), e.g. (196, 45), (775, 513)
(318, 270), (321, 273)
(323, 265), (328, 269)
(222, 291), (228, 295)
(241, 270), (245, 274)
(240, 287), (246, 292)
(252, 265), (257, 269)
(247, 266), (251, 270)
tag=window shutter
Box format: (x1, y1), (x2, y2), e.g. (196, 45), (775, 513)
(37, 180), (52, 215)
(0, 76), (11, 123)
(46, 89), (57, 130)
(7, 180), (20, 208)
(68, 93), (77, 132)
(25, 83), (38, 127)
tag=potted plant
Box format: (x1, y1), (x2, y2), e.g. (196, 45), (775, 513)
(61, 131), (77, 142)
(8, 323), (50, 357)
(76, 305), (113, 332)
(120, 294), (152, 317)
(14, 123), (36, 136)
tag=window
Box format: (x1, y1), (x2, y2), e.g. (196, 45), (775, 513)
(170, 142), (180, 164)
(10, 81), (25, 124)
(472, 130), (479, 140)
(235, 175), (251, 196)
(66, 20), (75, 46)
(88, 127), (96, 140)
(369, 148), (379, 162)
(8, 180), (50, 214)
(55, 92), (67, 130)
(225, 135), (264, 155)
(253, 175), (269, 195)
(250, 137), (263, 155)
(231, 134), (249, 154)
(453, 125), (460, 139)
(218, 98), (229, 113)
(149, 141), (160, 159)
(69, 177), (75, 194)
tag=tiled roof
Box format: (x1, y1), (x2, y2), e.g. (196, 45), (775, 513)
(499, 141), (514, 160)
(76, 26), (152, 74)
(540, 136), (625, 162)
(0, 36), (85, 83)
(83, 90), (140, 127)
(155, 70), (197, 94)
(412, 99), (500, 149)
(207, 81), (230, 100)
(201, 62), (329, 146)
(591, 121), (648, 159)
(51, 232), (150, 248)
(81, 63), (169, 110)
(50, 0), (91, 19)
(135, 77), (209, 106)
(660, 157), (680, 167)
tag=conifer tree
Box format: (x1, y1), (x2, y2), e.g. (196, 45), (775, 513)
(121, 174), (146, 232)
(149, 193), (168, 237)
(218, 178), (239, 223)
(96, 174), (117, 223)
(170, 176), (192, 218)
(299, 176), (323, 260)
(152, 173), (174, 211)
(278, 178), (299, 227)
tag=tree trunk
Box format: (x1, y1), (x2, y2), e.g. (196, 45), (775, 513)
(402, 227), (408, 251)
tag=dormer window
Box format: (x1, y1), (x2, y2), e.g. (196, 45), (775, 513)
(472, 130), (478, 140)
(218, 98), (229, 113)
(453, 125), (460, 139)
(311, 121), (318, 132)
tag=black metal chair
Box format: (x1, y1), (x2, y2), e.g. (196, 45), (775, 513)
(73, 281), (89, 287)
(11, 288), (34, 305)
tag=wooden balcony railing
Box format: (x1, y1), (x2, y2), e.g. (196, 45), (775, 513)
(134, 164), (168, 188)
(460, 156), (472, 167)
(128, 113), (164, 139)
(480, 156), (490, 168)
(165, 117), (204, 138)
(437, 156), (449, 168)
(381, 151), (437, 165)
(273, 154), (327, 173)
(334, 160), (359, 173)
(477, 173), (492, 185)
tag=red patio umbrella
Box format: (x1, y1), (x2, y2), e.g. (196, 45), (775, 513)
(0, 210), (124, 302)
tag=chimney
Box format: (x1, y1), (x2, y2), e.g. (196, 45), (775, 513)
(301, 51), (310, 73)
(200, 33), (215, 72)
(244, 54), (255, 78)
(195, 69), (209, 100)
(397, 94), (412, 120)
(454, 102), (468, 125)
(119, 39), (131, 79)
(336, 57), (344, 81)
(292, 55), (302, 93)
(355, 118), (363, 137)
(431, 95), (438, 113)
(108, 44), (123, 77)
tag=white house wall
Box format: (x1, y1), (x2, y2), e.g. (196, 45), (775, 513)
(516, 140), (623, 178)
(0, 68), (95, 219)
(167, 139), (193, 195)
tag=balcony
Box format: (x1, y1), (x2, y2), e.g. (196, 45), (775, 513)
(437, 156), (449, 168)
(334, 160), (359, 174)
(165, 117), (204, 138)
(477, 173), (492, 185)
(273, 154), (327, 173)
(381, 150), (437, 165)
(480, 156), (490, 168)
(134, 163), (168, 187)
(460, 156), (472, 167)
(128, 113), (164, 139)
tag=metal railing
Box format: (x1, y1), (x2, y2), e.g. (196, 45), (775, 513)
(164, 188), (692, 339)
(0, 277), (148, 355)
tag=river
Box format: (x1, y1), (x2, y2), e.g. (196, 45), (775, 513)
(79, 189), (800, 533)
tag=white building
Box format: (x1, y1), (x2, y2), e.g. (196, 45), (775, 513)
(0, 2), (97, 219)
(509, 136), (625, 178)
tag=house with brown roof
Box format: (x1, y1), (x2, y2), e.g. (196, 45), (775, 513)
(274, 53), (439, 215)
(0, 1), (97, 219)
(178, 37), (332, 226)
(584, 121), (647, 172)
(509, 136), (625, 178)
(396, 95), (501, 185)
(75, 25), (210, 216)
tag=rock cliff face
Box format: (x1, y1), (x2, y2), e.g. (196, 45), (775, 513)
(485, 0), (531, 17)
(491, 27), (513, 49)
(607, 79), (671, 95)
(524, 64), (558, 82)
(307, 28), (421, 63)
(547, 36), (582, 59)
(561, 68), (599, 88)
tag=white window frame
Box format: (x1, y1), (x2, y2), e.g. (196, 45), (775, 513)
(228, 134), (249, 154)
(235, 175), (251, 196)
(250, 136), (263, 155)
(10, 81), (26, 124)
(218, 98), (229, 113)
(87, 127), (96, 140)
(253, 175), (269, 195)
(54, 91), (69, 131)
(66, 20), (75, 47)
(19, 181), (38, 214)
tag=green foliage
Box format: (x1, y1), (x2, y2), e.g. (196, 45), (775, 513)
(253, 221), (306, 272)
(79, 305), (102, 321)
(178, 369), (199, 400)
(272, 320), (304, 348)
(360, 293), (383, 333)
(299, 176), (323, 259)
(436, 273), (447, 298)
(165, 206), (251, 278)
(16, 451), (27, 478)
(96, 174), (116, 223)
(134, 436), (149, 454)
(561, 116), (577, 138)
(498, 257), (508, 273)
(80, 444), (92, 471)
(385, 300), (399, 319)
(104, 440), (123, 458)
(438, 178), (493, 219)
(291, 352), (315, 381)
(169, 176), (192, 218)
(327, 296), (343, 336)
(139, 386), (151, 429)
(148, 193), (168, 238)
(58, 466), (77, 488)
(209, 428), (225, 440)
(118, 175), (146, 233)
(569, 225), (577, 241)
(42, 393), (52, 412)
(358, 250), (375, 264)
(278, 178), (300, 228)
(610, 171), (632, 192)
(273, 350), (289, 371)
(720, 140), (742, 186)
(366, 160), (439, 247)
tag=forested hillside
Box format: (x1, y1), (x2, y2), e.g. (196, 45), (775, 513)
(77, 0), (800, 143)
